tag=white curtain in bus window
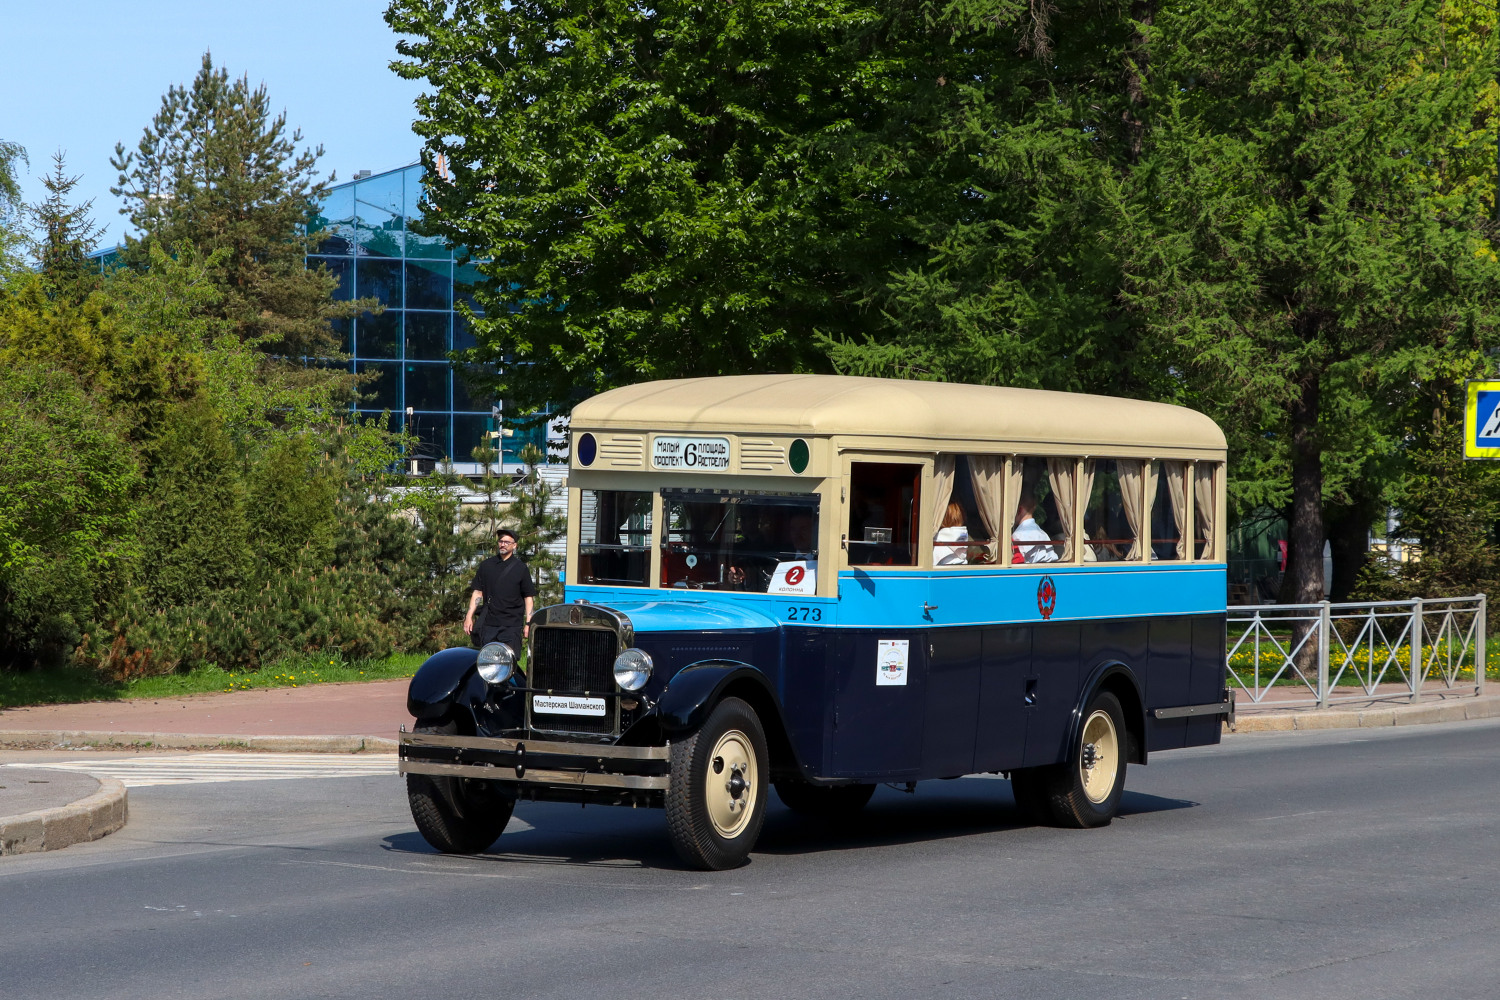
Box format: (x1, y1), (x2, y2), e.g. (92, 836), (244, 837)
(932, 455), (992, 566)
(1150, 460), (1188, 561)
(1011, 457), (1062, 563)
(1117, 459), (1146, 560)
(1046, 457), (1077, 561)
(968, 455), (1005, 564)
(1083, 460), (1140, 562)
(1194, 463), (1217, 560)
(931, 454), (962, 565)
(578, 490), (653, 585)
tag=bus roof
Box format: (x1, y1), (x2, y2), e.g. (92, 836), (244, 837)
(570, 375), (1226, 453)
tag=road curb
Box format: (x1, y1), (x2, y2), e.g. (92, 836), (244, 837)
(1230, 693), (1500, 733)
(0, 777), (128, 856)
(0, 731), (398, 754)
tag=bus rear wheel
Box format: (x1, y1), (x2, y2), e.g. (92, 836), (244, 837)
(1044, 690), (1127, 828)
(665, 697), (769, 870)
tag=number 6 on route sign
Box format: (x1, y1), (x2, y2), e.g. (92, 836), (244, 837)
(1465, 381), (1500, 460)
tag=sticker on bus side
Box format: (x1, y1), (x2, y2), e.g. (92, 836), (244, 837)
(876, 639), (909, 686)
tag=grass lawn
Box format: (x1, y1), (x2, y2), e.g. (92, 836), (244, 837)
(0, 651), (432, 711)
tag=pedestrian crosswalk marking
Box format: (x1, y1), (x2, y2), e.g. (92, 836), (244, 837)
(1482, 399), (1500, 438)
(6, 753), (396, 788)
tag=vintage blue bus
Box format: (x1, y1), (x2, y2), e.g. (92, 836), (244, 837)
(399, 375), (1231, 870)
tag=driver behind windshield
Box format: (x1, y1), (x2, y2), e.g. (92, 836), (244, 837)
(727, 509), (817, 591)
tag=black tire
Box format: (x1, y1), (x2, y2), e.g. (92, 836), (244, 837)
(665, 697), (769, 871)
(1041, 690), (1128, 828)
(1008, 767), (1053, 825)
(406, 721), (515, 854)
(774, 779), (875, 820)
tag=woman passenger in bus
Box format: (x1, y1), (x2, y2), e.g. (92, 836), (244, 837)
(934, 501), (970, 565)
(1012, 490), (1060, 563)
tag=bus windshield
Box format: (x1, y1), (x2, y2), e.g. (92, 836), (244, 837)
(660, 490), (818, 593)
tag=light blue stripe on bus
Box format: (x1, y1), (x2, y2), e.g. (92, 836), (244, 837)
(839, 564), (1226, 629)
(566, 564), (1225, 631)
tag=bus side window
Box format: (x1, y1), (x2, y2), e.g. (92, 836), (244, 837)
(1011, 457), (1066, 563)
(1194, 462), (1219, 560)
(933, 454), (1000, 565)
(847, 463), (921, 566)
(1150, 461), (1188, 561)
(579, 489), (653, 585)
(1084, 460), (1143, 562)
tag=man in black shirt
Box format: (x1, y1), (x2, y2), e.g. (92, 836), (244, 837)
(464, 529), (537, 651)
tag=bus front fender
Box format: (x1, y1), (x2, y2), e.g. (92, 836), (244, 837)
(407, 646), (480, 721)
(657, 661), (777, 734)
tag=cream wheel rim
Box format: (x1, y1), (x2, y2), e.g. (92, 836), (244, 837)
(705, 729), (757, 839)
(1078, 709), (1119, 804)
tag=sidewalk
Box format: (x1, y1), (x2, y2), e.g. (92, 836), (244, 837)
(0, 678), (409, 753)
(1228, 680), (1498, 731)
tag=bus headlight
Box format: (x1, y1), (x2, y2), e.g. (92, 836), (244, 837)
(613, 648), (654, 691)
(476, 642), (516, 685)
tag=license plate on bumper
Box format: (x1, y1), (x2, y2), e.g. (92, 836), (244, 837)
(533, 695), (607, 716)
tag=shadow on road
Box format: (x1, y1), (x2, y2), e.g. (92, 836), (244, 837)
(380, 776), (1196, 870)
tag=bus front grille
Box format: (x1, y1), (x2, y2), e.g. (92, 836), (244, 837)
(529, 627), (617, 735)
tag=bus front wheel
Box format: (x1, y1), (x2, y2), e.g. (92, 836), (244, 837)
(1045, 690), (1128, 828)
(406, 721), (515, 853)
(665, 696), (769, 870)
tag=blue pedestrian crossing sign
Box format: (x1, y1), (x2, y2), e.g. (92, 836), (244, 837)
(1466, 381), (1500, 459)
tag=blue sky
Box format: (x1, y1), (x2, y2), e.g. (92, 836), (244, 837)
(2, 1), (426, 246)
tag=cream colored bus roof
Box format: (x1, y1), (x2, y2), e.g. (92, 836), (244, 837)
(571, 375), (1225, 452)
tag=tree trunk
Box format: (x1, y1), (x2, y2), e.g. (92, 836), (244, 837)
(1125, 2), (1155, 162)
(1288, 375), (1325, 603)
(1288, 374), (1325, 684)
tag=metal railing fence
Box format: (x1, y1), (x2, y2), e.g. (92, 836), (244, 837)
(1227, 595), (1486, 708)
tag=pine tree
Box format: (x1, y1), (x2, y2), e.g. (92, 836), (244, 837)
(28, 151), (104, 298)
(110, 52), (349, 356)
(508, 443), (567, 606)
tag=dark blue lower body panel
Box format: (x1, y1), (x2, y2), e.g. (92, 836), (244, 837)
(776, 614), (1225, 781)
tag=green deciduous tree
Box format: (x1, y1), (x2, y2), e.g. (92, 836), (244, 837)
(0, 361), (140, 666)
(387, 0), (923, 415)
(0, 139), (27, 277)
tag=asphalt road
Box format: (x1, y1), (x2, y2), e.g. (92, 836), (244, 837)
(2, 719), (1498, 1000)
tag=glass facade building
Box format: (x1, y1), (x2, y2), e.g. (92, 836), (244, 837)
(306, 162), (555, 471)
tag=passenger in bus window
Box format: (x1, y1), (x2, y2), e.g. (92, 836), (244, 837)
(1012, 490), (1059, 563)
(934, 501), (970, 565)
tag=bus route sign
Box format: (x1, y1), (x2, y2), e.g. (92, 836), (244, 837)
(1465, 381), (1500, 460)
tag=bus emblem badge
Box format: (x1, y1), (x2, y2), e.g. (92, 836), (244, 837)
(1037, 576), (1057, 620)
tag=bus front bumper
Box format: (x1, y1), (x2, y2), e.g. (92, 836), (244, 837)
(398, 729), (671, 792)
